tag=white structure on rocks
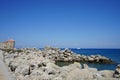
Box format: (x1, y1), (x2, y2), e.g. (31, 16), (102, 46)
(0, 39), (15, 49)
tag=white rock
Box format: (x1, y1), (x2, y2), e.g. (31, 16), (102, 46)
(15, 65), (30, 76)
(99, 70), (114, 78)
(66, 68), (93, 80)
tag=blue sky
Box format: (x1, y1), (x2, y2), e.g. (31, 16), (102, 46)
(0, 0), (120, 48)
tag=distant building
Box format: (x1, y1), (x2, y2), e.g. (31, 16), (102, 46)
(0, 39), (15, 49)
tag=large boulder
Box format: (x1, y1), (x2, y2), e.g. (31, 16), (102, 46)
(95, 55), (112, 63)
(30, 69), (44, 76)
(43, 63), (61, 77)
(46, 63), (60, 71)
(83, 64), (98, 73)
(99, 70), (114, 78)
(83, 63), (89, 69)
(9, 61), (18, 72)
(62, 62), (82, 72)
(66, 68), (93, 80)
(59, 62), (82, 80)
(87, 56), (94, 62)
(68, 62), (82, 69)
(113, 64), (120, 78)
(15, 64), (30, 76)
(39, 73), (54, 80)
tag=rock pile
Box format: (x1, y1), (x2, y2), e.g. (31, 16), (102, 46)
(42, 46), (112, 63)
(2, 46), (112, 63)
(113, 64), (120, 78)
(0, 47), (119, 80)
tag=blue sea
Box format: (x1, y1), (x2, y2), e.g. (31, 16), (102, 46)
(70, 49), (120, 70)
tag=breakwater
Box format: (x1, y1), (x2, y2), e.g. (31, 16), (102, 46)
(0, 46), (120, 80)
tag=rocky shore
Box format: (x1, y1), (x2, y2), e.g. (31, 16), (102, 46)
(0, 46), (120, 80)
(43, 46), (113, 63)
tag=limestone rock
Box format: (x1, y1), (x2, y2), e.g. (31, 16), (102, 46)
(83, 63), (89, 69)
(30, 69), (43, 76)
(113, 64), (120, 78)
(99, 70), (114, 78)
(66, 68), (93, 80)
(15, 65), (30, 76)
(62, 62), (81, 72)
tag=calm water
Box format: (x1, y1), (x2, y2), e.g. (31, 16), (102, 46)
(70, 49), (120, 70)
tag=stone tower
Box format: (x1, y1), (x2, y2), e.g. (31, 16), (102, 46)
(3, 39), (15, 49)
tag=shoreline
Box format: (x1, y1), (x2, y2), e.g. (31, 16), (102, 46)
(0, 47), (120, 80)
(1, 47), (114, 64)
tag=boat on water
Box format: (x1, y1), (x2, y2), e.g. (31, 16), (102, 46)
(77, 48), (80, 49)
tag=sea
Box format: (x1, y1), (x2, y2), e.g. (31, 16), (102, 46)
(56, 48), (120, 70)
(70, 49), (120, 70)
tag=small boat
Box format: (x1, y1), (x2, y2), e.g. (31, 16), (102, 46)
(77, 48), (80, 49)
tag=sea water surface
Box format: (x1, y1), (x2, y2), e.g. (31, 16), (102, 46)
(70, 49), (120, 70)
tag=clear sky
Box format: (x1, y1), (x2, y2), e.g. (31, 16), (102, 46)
(0, 0), (120, 48)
